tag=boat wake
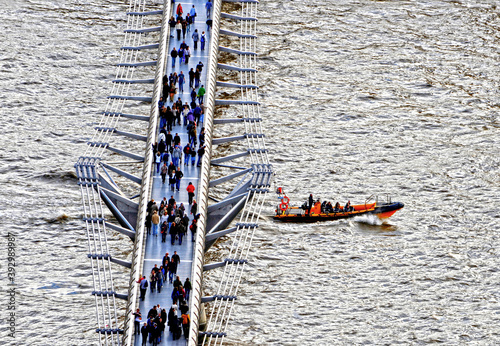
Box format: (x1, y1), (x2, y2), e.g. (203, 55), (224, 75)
(353, 214), (384, 226)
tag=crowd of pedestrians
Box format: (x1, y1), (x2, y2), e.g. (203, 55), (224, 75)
(134, 2), (213, 343)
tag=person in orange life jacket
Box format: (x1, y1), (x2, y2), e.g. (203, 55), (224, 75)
(186, 182), (195, 204)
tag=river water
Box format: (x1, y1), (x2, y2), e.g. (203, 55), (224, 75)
(1, 0), (499, 345)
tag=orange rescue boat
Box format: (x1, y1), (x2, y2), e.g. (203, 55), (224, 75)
(273, 189), (404, 222)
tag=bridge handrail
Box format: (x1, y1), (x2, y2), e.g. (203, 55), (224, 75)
(121, 0), (171, 344)
(202, 0), (271, 344)
(76, 0), (165, 344)
(186, 0), (225, 344)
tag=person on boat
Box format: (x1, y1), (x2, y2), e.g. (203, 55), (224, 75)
(308, 194), (313, 215)
(321, 201), (327, 213)
(345, 201), (353, 212)
(325, 202), (333, 214)
(334, 202), (341, 212)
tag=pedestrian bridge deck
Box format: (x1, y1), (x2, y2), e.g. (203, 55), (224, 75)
(134, 0), (211, 344)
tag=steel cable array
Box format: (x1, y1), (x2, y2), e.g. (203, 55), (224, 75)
(202, 1), (271, 344)
(74, 0), (161, 345)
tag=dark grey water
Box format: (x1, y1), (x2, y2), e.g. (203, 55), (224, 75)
(1, 0), (499, 345)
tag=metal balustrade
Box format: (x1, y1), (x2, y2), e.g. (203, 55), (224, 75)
(75, 0), (168, 345)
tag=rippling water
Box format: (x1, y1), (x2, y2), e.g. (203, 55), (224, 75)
(1, 0), (499, 345)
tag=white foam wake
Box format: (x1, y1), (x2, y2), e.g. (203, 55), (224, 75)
(353, 214), (384, 226)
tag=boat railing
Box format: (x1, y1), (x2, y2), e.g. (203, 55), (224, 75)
(366, 194), (392, 207)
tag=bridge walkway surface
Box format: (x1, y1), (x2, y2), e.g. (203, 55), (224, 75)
(134, 1), (211, 345)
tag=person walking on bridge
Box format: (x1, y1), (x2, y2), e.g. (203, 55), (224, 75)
(175, 20), (182, 41)
(172, 145), (182, 167)
(170, 47), (178, 67)
(181, 312), (190, 339)
(197, 85), (206, 104)
(200, 31), (206, 51)
(138, 275), (148, 301)
(186, 13), (191, 33)
(151, 210), (160, 237)
(178, 71), (185, 93)
(133, 308), (142, 335)
(194, 68), (201, 88)
(169, 16), (176, 38)
(168, 258), (177, 283)
(172, 251), (181, 266)
(206, 0), (212, 17)
(192, 29), (199, 50)
(188, 68), (195, 88)
(175, 167), (184, 191)
(190, 145), (197, 165)
(197, 145), (205, 167)
(190, 199), (197, 216)
(161, 163), (168, 184)
(184, 278), (192, 301)
(186, 182), (195, 204)
(190, 219), (197, 242)
(183, 143), (192, 166)
(141, 322), (148, 346)
(176, 3), (183, 19)
(190, 87), (197, 104)
(190, 5), (196, 23)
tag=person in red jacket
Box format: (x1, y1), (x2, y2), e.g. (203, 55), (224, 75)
(186, 182), (195, 204)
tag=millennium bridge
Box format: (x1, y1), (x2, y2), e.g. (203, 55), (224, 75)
(74, 0), (271, 344)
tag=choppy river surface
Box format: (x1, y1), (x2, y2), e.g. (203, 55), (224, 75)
(1, 0), (499, 345)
